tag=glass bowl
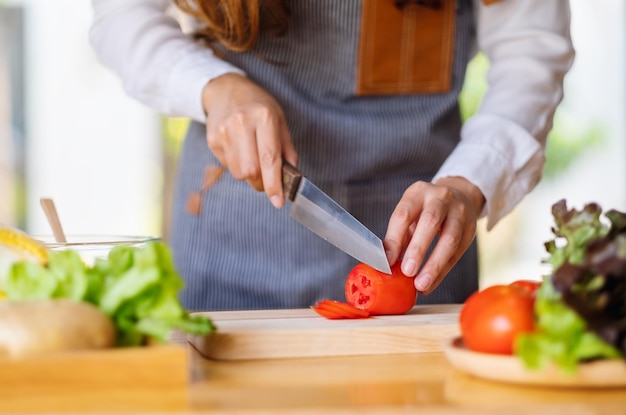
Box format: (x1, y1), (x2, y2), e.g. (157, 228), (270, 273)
(34, 234), (161, 265)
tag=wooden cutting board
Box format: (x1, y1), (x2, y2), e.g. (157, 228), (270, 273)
(189, 304), (461, 360)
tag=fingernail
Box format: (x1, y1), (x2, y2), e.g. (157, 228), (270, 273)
(415, 274), (433, 291)
(402, 258), (418, 276)
(270, 196), (282, 209)
(386, 250), (395, 264)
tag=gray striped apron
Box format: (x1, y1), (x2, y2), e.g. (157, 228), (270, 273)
(171, 0), (479, 311)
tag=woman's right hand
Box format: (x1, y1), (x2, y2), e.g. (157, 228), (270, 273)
(201, 73), (298, 209)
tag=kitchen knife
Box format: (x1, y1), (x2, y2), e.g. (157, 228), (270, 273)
(282, 162), (391, 274)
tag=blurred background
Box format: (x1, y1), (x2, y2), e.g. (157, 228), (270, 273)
(0, 0), (624, 287)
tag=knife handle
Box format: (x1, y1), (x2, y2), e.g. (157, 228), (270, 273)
(282, 161), (302, 202)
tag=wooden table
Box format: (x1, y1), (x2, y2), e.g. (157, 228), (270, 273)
(1, 340), (625, 414)
(188, 348), (626, 415)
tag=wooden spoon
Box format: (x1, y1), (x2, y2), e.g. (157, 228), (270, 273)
(40, 198), (67, 243)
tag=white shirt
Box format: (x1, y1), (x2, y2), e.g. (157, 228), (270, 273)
(89, 0), (575, 229)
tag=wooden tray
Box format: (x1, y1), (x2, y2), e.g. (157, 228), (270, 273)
(190, 304), (461, 360)
(444, 336), (626, 388)
(0, 344), (190, 412)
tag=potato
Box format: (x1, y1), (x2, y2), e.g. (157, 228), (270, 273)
(0, 299), (116, 358)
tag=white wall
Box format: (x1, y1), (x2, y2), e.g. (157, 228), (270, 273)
(15, 0), (163, 237)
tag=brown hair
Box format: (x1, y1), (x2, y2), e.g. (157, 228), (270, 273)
(173, 0), (290, 53)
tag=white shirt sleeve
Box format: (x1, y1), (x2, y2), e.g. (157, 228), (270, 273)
(432, 0), (575, 230)
(89, 0), (245, 123)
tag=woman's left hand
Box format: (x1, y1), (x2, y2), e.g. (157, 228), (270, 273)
(383, 177), (485, 295)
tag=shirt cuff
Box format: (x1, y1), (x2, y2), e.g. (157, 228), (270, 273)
(432, 113), (544, 230)
(166, 48), (246, 123)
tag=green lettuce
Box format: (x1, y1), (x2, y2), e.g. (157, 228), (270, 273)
(6, 242), (214, 346)
(516, 199), (625, 372)
(516, 280), (620, 372)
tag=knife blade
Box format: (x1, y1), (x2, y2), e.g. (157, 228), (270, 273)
(282, 162), (391, 274)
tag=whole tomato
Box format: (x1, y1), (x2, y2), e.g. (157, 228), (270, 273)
(509, 279), (541, 299)
(459, 284), (535, 355)
(345, 263), (418, 315)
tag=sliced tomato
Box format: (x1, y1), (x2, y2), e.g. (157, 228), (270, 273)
(310, 305), (345, 319)
(317, 299), (370, 318)
(345, 262), (417, 315)
(311, 299), (370, 319)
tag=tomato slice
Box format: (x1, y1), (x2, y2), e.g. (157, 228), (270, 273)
(310, 305), (345, 319)
(311, 299), (370, 319)
(317, 299), (370, 318)
(344, 263), (417, 315)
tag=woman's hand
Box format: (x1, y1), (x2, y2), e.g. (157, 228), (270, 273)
(201, 73), (298, 208)
(383, 177), (485, 295)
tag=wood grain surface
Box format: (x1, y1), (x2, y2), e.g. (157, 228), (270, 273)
(0, 344), (190, 412)
(444, 336), (626, 388)
(190, 304), (462, 360)
(1, 305), (626, 414)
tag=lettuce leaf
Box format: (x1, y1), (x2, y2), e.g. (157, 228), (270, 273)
(6, 241), (215, 347)
(516, 281), (620, 372)
(516, 199), (625, 372)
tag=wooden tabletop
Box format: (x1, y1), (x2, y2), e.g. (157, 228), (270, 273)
(1, 314), (625, 414)
(188, 347), (626, 415)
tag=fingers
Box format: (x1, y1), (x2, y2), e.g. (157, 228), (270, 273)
(414, 209), (475, 295)
(255, 109), (290, 208)
(385, 182), (444, 275)
(207, 110), (263, 189)
(384, 180), (482, 295)
(204, 75), (297, 208)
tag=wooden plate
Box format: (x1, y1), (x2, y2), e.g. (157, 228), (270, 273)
(443, 337), (626, 388)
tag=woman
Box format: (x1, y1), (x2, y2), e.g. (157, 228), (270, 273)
(90, 0), (574, 311)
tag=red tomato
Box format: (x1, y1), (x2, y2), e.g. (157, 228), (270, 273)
(459, 284), (535, 355)
(310, 305), (345, 319)
(311, 299), (370, 319)
(509, 279), (541, 299)
(344, 263), (418, 315)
